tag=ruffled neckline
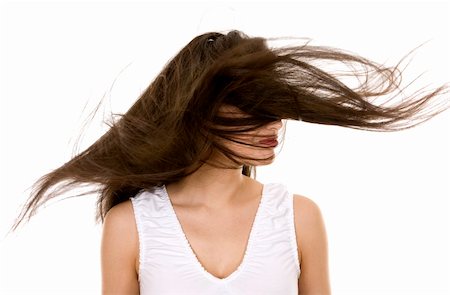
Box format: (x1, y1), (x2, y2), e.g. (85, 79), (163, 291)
(158, 182), (275, 283)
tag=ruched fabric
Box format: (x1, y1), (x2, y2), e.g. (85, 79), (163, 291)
(130, 182), (300, 295)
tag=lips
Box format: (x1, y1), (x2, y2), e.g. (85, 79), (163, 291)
(259, 137), (278, 147)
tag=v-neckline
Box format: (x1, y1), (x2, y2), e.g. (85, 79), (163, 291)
(161, 183), (268, 283)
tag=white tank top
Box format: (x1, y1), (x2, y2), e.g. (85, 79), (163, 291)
(130, 182), (301, 295)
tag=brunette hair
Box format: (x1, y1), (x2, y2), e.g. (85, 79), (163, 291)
(11, 30), (449, 231)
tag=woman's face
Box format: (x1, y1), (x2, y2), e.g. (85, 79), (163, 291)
(214, 104), (283, 166)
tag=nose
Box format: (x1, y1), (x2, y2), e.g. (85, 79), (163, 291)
(267, 119), (283, 132)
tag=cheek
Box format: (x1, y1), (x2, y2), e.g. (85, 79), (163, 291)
(224, 133), (255, 148)
(225, 134), (272, 155)
(217, 133), (276, 165)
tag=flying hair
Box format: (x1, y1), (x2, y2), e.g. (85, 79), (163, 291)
(11, 30), (449, 231)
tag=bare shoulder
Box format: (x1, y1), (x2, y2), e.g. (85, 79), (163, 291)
(293, 194), (321, 212)
(292, 194), (331, 294)
(102, 199), (138, 267)
(292, 194), (324, 226)
(104, 200), (136, 225)
(101, 200), (140, 294)
(292, 194), (326, 258)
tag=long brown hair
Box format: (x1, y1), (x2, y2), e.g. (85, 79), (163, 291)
(11, 30), (449, 231)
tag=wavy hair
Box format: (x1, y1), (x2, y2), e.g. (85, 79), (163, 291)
(11, 30), (449, 231)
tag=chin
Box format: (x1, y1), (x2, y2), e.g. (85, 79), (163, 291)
(245, 155), (276, 166)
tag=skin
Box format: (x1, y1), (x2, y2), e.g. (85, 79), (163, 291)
(101, 106), (331, 294)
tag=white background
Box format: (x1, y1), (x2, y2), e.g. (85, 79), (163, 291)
(1, 1), (449, 294)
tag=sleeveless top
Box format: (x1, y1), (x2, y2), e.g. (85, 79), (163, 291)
(130, 182), (301, 295)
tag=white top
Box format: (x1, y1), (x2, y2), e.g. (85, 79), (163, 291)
(130, 182), (301, 295)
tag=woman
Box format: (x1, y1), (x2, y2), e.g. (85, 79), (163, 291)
(12, 30), (448, 294)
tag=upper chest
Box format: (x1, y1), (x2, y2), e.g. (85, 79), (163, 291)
(170, 200), (260, 279)
(174, 202), (257, 244)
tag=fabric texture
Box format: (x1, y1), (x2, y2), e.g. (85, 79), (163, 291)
(130, 182), (301, 295)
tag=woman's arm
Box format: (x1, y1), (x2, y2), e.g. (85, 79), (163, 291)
(101, 200), (140, 295)
(293, 194), (331, 295)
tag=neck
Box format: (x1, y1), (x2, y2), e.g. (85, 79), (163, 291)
(166, 160), (257, 209)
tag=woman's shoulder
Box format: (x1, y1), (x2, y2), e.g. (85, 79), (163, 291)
(292, 193), (328, 266)
(102, 200), (138, 260)
(292, 194), (321, 212)
(292, 193), (326, 235)
(101, 200), (140, 291)
(103, 200), (136, 232)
